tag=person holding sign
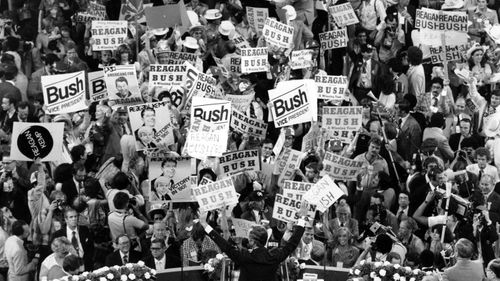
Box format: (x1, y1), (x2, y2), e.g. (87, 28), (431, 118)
(198, 200), (309, 281)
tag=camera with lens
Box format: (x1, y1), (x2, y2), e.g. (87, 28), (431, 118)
(129, 197), (137, 208)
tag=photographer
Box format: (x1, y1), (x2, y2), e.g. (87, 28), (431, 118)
(107, 192), (148, 252)
(472, 205), (498, 266)
(5, 220), (39, 281)
(355, 233), (407, 264)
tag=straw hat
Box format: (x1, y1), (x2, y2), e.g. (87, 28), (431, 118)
(218, 20), (235, 36)
(484, 116), (500, 137)
(466, 43), (486, 60)
(204, 9), (222, 20)
(441, 0), (464, 10)
(281, 5), (296, 21)
(183, 36), (199, 50)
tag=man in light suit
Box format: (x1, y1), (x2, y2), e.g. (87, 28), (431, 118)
(442, 238), (484, 281)
(396, 98), (422, 162)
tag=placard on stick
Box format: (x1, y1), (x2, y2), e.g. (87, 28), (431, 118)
(319, 28), (348, 50)
(329, 3), (359, 27)
(42, 71), (87, 115)
(10, 122), (64, 162)
(91, 21), (128, 51)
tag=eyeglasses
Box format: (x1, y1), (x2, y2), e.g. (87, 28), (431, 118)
(150, 247), (163, 251)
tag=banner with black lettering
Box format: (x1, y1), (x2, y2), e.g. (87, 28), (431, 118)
(246, 7), (268, 36)
(290, 50), (314, 70)
(415, 8), (468, 46)
(303, 175), (344, 213)
(91, 21), (128, 51)
(192, 177), (239, 212)
(150, 64), (186, 88)
(191, 96), (231, 127)
(230, 109), (268, 139)
(127, 101), (174, 151)
(42, 71), (87, 115)
(429, 45), (465, 64)
(10, 122), (64, 162)
(273, 148), (304, 187)
(230, 32), (252, 51)
(321, 152), (363, 180)
(87, 71), (107, 102)
(187, 73), (217, 100)
(321, 106), (362, 143)
(229, 56), (242, 74)
(329, 3), (359, 27)
(157, 51), (197, 65)
(74, 1), (107, 22)
(241, 47), (268, 73)
(319, 28), (348, 50)
(103, 65), (142, 105)
(268, 79), (318, 128)
(272, 194), (317, 223)
(148, 155), (195, 202)
(262, 18), (294, 49)
(225, 91), (254, 113)
(218, 149), (260, 177)
(314, 75), (348, 100)
(283, 180), (313, 201)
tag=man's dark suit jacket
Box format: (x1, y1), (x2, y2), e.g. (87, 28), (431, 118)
(0, 82), (22, 104)
(61, 179), (79, 205)
(206, 223), (305, 281)
(142, 247), (182, 270)
(348, 58), (386, 97)
(53, 225), (95, 271)
(397, 115), (422, 162)
(105, 250), (142, 267)
(487, 191), (500, 224)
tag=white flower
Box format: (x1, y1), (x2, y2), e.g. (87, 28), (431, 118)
(374, 262), (382, 267)
(207, 265), (215, 272)
(128, 274), (136, 280)
(82, 272), (89, 277)
(393, 264), (400, 269)
(137, 261), (145, 267)
(144, 273), (151, 280)
(360, 260), (366, 265)
(151, 269), (157, 275)
(413, 269), (420, 275)
(379, 269), (386, 276)
(410, 278), (416, 281)
(354, 269), (361, 275)
(107, 273), (114, 280)
(299, 263), (306, 269)
(374, 277), (382, 281)
(113, 265), (120, 270)
(102, 267), (110, 271)
(208, 258), (214, 265)
(383, 261), (391, 266)
(72, 276), (79, 281)
(86, 279), (91, 281)
(349, 269), (354, 275)
(404, 267), (412, 272)
(393, 273), (401, 280)
(370, 272), (377, 278)
(204, 264), (211, 271)
(120, 274), (128, 281)
(216, 253), (224, 260)
(125, 263), (133, 268)
(99, 277), (107, 281)
(400, 277), (406, 281)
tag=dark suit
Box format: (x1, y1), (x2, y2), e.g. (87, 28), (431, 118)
(105, 250), (142, 266)
(143, 246), (182, 270)
(53, 226), (95, 271)
(349, 58), (386, 102)
(61, 179), (80, 205)
(487, 191), (500, 224)
(206, 223), (305, 281)
(397, 115), (422, 162)
(449, 133), (462, 152)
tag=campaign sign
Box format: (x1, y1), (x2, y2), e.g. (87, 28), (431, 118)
(262, 18), (294, 49)
(319, 28), (348, 50)
(150, 64), (186, 88)
(87, 71), (107, 102)
(192, 177), (239, 212)
(272, 194), (317, 223)
(91, 21), (128, 51)
(321, 152), (364, 180)
(148, 155), (195, 202)
(241, 47), (268, 73)
(42, 71), (87, 115)
(11, 122), (64, 162)
(303, 175), (344, 213)
(329, 3), (359, 27)
(321, 106), (363, 143)
(230, 109), (268, 139)
(218, 149), (260, 177)
(156, 51), (197, 65)
(314, 75), (348, 100)
(103, 65), (142, 105)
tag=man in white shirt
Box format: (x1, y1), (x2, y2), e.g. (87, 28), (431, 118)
(5, 220), (38, 281)
(466, 147), (500, 184)
(396, 192), (410, 221)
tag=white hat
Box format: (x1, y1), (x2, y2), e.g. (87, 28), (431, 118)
(187, 10), (201, 26)
(484, 116), (500, 137)
(441, 0), (464, 10)
(282, 5), (296, 21)
(218, 20), (235, 36)
(487, 24), (500, 44)
(183, 36), (199, 50)
(205, 9), (222, 20)
(152, 27), (169, 36)
(466, 43), (486, 59)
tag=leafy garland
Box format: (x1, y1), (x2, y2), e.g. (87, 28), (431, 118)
(349, 260), (434, 281)
(52, 262), (156, 281)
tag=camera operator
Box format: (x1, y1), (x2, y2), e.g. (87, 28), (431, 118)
(107, 192), (149, 252)
(355, 233), (407, 265)
(472, 206), (498, 266)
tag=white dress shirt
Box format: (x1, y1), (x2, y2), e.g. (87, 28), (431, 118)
(155, 254), (166, 270)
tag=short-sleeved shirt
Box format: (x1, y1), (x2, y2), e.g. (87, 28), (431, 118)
(107, 211), (145, 241)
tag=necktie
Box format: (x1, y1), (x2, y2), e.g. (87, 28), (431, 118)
(398, 118), (402, 128)
(197, 245), (203, 262)
(398, 210), (404, 222)
(121, 124), (127, 135)
(78, 181), (83, 194)
(123, 254), (128, 265)
(71, 231), (79, 256)
(479, 169), (484, 181)
(362, 61), (367, 74)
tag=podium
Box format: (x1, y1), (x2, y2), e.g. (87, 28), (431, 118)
(300, 266), (350, 281)
(156, 266), (205, 281)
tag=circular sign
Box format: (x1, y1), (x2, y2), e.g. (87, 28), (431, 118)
(17, 125), (54, 159)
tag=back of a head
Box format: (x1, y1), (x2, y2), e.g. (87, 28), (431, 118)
(249, 225), (268, 247)
(429, 112), (445, 128)
(113, 191), (130, 210)
(374, 233), (393, 254)
(420, 249), (434, 267)
(311, 243), (325, 262)
(455, 238), (474, 259)
(63, 254), (81, 273)
(112, 172), (130, 190)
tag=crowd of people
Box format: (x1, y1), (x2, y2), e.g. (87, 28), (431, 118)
(4, 0), (500, 281)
